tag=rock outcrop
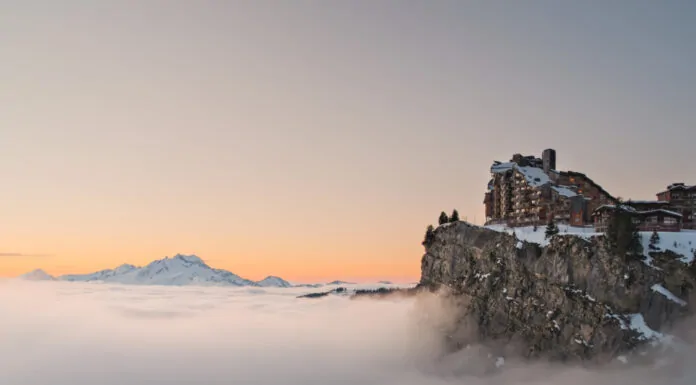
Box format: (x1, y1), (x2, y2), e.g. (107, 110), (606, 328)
(419, 222), (695, 364)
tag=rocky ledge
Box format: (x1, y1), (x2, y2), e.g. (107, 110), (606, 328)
(419, 222), (695, 365)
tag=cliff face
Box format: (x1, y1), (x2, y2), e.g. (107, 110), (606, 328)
(420, 222), (695, 364)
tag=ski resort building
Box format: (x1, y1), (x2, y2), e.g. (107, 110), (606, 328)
(483, 149), (616, 227)
(656, 183), (696, 230)
(483, 149), (692, 232)
(592, 204), (684, 233)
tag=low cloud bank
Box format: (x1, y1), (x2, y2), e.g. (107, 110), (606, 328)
(0, 281), (694, 385)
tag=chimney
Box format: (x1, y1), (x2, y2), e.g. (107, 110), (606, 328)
(542, 149), (556, 173)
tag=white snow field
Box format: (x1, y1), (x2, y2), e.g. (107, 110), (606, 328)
(2, 281), (696, 385)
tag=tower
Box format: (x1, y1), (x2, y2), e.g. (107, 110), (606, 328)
(542, 149), (556, 174)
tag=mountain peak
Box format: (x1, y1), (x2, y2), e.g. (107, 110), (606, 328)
(172, 254), (205, 264)
(256, 275), (292, 288)
(19, 269), (55, 281)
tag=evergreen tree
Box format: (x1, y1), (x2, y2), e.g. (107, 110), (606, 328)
(606, 208), (642, 257)
(450, 209), (460, 223)
(422, 225), (435, 246)
(545, 220), (559, 239)
(649, 230), (660, 250)
(438, 212), (449, 225)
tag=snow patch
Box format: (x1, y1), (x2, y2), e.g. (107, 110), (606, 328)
(640, 231), (696, 263)
(628, 314), (665, 342)
(486, 224), (601, 247)
(651, 284), (687, 306)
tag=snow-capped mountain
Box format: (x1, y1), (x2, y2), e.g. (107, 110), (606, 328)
(57, 254), (260, 287)
(256, 276), (292, 288)
(60, 264), (137, 282)
(19, 269), (55, 281)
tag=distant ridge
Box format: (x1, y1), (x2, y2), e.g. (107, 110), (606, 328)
(256, 276), (292, 288)
(19, 254), (291, 288)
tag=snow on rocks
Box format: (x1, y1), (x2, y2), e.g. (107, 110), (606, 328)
(651, 284), (687, 306)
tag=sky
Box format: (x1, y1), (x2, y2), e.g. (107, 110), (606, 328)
(1, 1), (695, 281)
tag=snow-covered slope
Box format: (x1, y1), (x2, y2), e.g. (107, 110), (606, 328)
(19, 269), (55, 281)
(256, 276), (292, 288)
(640, 230), (696, 263)
(484, 223), (601, 247)
(484, 224), (696, 263)
(58, 254), (258, 287)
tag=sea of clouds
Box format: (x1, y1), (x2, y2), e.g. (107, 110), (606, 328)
(1, 280), (695, 385)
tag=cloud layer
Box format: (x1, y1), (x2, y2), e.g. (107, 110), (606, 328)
(0, 253), (50, 257)
(1, 280), (695, 385)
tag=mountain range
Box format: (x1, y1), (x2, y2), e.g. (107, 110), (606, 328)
(18, 254), (369, 288)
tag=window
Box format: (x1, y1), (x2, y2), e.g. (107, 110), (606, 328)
(645, 216), (658, 224)
(664, 217), (677, 224)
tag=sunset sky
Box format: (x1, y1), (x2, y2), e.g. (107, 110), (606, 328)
(2, 1), (695, 282)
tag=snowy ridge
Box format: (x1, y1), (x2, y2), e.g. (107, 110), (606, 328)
(19, 269), (55, 281)
(59, 254), (258, 287)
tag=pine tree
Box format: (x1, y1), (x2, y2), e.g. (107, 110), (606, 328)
(545, 220), (559, 239)
(606, 207), (643, 257)
(649, 230), (660, 250)
(422, 225), (435, 246)
(438, 212), (449, 225)
(450, 209), (460, 223)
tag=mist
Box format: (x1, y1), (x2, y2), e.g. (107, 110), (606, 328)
(1, 280), (694, 385)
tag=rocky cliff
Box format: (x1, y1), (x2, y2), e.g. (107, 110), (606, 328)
(419, 222), (696, 365)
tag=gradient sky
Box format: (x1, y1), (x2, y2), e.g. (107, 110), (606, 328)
(1, 1), (695, 282)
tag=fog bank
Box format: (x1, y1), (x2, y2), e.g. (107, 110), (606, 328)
(0, 281), (694, 385)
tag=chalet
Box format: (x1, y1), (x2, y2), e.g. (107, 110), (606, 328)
(656, 183), (696, 229)
(593, 204), (683, 232)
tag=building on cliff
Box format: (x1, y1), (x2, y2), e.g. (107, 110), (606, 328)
(483, 149), (693, 232)
(656, 183), (696, 230)
(483, 149), (616, 227)
(592, 204), (684, 232)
